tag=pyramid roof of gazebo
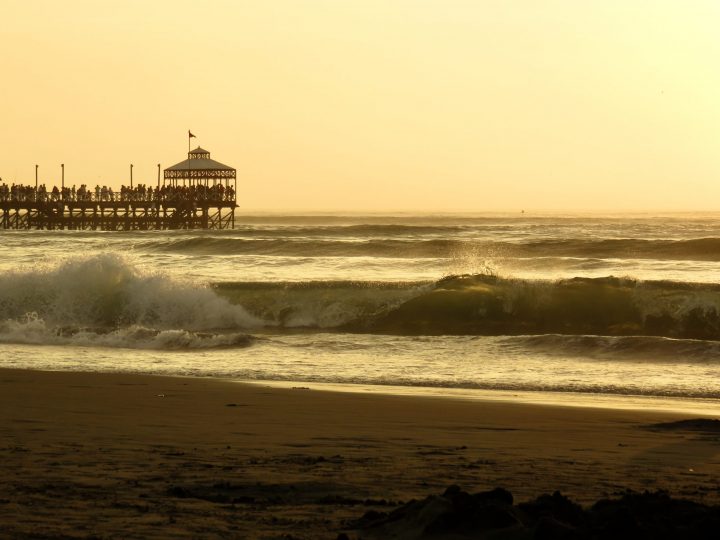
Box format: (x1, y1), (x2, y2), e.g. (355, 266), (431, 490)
(165, 147), (235, 171)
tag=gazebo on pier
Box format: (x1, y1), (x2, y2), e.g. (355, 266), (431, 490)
(0, 144), (239, 231)
(164, 146), (237, 190)
(162, 146), (237, 229)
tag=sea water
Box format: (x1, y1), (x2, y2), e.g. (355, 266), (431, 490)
(1, 212), (720, 413)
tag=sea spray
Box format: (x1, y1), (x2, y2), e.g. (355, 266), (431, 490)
(0, 254), (263, 348)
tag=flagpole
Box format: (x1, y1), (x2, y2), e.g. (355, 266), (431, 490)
(187, 130), (196, 188)
(188, 129), (196, 153)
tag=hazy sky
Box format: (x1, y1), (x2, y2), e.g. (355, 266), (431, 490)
(2, 1), (719, 211)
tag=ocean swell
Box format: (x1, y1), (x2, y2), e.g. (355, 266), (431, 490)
(140, 236), (720, 261)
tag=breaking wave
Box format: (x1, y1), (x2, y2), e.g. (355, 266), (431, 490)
(214, 274), (720, 340)
(213, 280), (431, 329)
(0, 254), (261, 349)
(349, 274), (720, 339)
(5, 255), (720, 346)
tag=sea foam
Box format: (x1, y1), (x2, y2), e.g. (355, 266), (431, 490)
(0, 253), (262, 348)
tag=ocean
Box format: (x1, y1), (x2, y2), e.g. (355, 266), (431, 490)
(2, 212), (720, 413)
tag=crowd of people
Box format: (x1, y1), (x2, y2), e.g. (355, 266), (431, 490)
(0, 182), (235, 204)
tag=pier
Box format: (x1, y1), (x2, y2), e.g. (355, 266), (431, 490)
(0, 146), (237, 230)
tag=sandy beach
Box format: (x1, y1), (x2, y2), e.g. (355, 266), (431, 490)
(0, 368), (718, 538)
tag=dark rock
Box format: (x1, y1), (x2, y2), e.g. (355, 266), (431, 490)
(354, 485), (720, 539)
(356, 485), (520, 538)
(535, 516), (584, 540)
(358, 509), (386, 525)
(443, 484), (462, 497)
(521, 491), (586, 528)
(474, 486), (514, 506)
(589, 490), (720, 539)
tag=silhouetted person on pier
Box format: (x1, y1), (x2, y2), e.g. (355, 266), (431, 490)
(0, 182), (236, 205)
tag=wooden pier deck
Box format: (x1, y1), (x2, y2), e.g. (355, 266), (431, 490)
(0, 199), (237, 230)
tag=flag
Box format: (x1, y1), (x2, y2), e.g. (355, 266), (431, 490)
(189, 130), (196, 138)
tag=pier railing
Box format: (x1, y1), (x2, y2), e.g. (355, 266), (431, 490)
(0, 184), (237, 230)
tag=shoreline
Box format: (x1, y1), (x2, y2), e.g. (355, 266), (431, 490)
(5, 357), (720, 416)
(253, 378), (720, 416)
(2, 368), (719, 538)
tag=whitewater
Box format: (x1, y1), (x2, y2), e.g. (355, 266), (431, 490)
(2, 212), (720, 412)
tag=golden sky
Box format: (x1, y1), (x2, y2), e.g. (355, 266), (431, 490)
(2, 0), (719, 211)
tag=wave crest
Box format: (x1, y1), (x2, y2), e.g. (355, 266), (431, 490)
(348, 275), (720, 339)
(209, 274), (720, 339)
(0, 253), (262, 330)
(0, 254), (262, 348)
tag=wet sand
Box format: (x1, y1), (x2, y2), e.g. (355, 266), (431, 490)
(1, 368), (718, 538)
